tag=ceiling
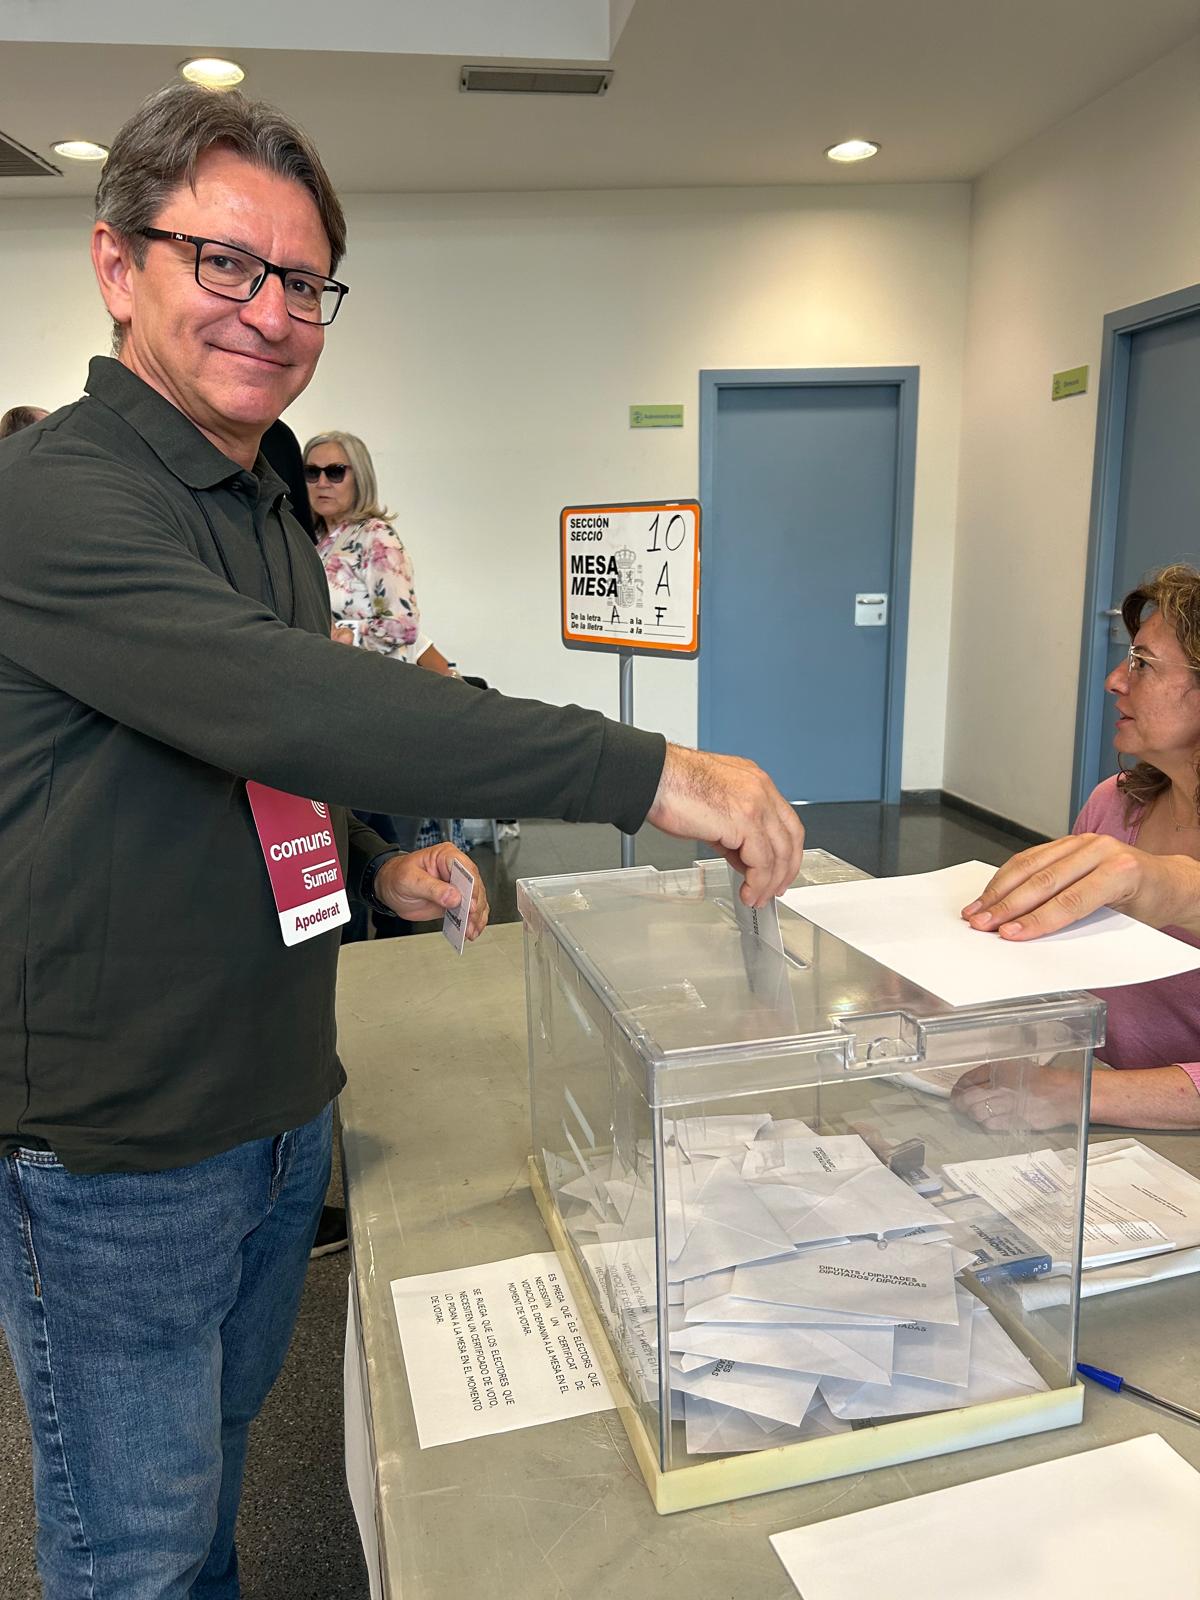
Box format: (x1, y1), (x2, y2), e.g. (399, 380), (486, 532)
(0, 0), (1196, 199)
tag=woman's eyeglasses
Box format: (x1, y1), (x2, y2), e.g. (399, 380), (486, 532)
(304, 463), (351, 484)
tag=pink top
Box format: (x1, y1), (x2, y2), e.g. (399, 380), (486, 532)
(1073, 776), (1200, 1094)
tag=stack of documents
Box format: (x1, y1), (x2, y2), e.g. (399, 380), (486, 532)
(942, 1137), (1200, 1304)
(555, 1113), (1048, 1455)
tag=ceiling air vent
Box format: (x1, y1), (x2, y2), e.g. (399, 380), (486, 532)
(0, 131), (60, 179)
(460, 65), (611, 96)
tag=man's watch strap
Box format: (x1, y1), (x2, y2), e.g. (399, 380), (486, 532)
(360, 847), (405, 917)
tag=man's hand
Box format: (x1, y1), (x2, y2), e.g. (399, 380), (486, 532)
(646, 745), (804, 907)
(961, 833), (1200, 940)
(373, 844), (489, 939)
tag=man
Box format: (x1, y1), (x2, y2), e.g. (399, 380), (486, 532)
(0, 85), (803, 1598)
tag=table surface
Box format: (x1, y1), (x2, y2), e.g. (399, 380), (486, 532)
(338, 923), (1200, 1600)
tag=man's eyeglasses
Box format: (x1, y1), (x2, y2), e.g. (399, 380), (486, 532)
(139, 229), (349, 326)
(304, 463), (351, 484)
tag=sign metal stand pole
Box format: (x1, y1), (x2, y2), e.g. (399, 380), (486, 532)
(559, 498), (701, 874)
(619, 648), (635, 868)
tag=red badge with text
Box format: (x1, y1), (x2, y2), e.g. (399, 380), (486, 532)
(246, 781), (350, 946)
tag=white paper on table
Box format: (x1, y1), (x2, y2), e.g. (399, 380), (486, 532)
(579, 1234), (658, 1314)
(733, 1238), (962, 1326)
(891, 1064), (970, 1098)
(669, 1319), (895, 1384)
(1086, 1138), (1200, 1250)
(1016, 1242), (1200, 1307)
(782, 860), (1200, 1006)
(673, 1357), (820, 1428)
(942, 1147), (1174, 1269)
(819, 1306), (1046, 1420)
(771, 1435), (1200, 1600)
(390, 1251), (612, 1448)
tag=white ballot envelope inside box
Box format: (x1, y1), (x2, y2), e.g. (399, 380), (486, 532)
(519, 858), (1104, 1510)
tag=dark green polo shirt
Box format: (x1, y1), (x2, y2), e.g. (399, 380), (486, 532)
(0, 358), (665, 1173)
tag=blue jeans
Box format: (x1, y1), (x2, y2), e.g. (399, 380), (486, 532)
(0, 1104), (333, 1599)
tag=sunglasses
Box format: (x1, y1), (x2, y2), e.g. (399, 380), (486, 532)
(304, 463), (351, 484)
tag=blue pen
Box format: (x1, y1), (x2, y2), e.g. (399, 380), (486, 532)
(1077, 1362), (1200, 1426)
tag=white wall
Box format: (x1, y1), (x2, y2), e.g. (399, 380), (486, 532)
(0, 182), (970, 781)
(946, 37), (1200, 836)
(293, 185), (970, 777)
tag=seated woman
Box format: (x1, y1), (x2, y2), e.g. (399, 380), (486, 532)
(956, 563), (1200, 1131)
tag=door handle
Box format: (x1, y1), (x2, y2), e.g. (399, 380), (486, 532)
(1102, 607), (1123, 617)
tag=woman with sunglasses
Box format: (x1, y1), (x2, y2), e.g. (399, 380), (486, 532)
(305, 429), (436, 940)
(304, 431), (422, 658)
(954, 564), (1200, 1133)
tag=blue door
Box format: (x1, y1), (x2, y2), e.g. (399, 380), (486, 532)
(699, 377), (912, 802)
(1096, 310), (1200, 783)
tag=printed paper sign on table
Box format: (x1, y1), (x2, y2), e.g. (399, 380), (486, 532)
(390, 1251), (613, 1448)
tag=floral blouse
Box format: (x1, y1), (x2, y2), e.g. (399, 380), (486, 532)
(317, 517), (419, 658)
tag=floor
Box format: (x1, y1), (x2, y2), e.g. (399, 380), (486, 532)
(0, 800), (1031, 1597)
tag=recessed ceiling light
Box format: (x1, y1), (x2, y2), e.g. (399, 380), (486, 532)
(180, 57), (245, 89)
(825, 138), (880, 164)
(51, 140), (109, 162)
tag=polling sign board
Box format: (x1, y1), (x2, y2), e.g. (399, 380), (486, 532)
(560, 500), (701, 657)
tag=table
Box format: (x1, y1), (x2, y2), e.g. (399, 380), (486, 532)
(338, 925), (1200, 1600)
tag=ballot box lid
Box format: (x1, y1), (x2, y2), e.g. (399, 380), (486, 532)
(516, 855), (1104, 1108)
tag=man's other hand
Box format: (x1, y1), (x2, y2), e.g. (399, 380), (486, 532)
(646, 744), (805, 907)
(373, 844), (489, 938)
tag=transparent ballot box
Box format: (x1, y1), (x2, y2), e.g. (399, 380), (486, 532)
(519, 855), (1104, 1513)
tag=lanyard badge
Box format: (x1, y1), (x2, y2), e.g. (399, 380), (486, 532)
(246, 781), (350, 945)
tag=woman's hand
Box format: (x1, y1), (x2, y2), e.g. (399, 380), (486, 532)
(950, 1059), (1081, 1132)
(331, 624), (356, 645)
(961, 833), (1200, 939)
(372, 844), (489, 939)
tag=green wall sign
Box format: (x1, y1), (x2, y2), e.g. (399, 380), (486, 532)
(1051, 365), (1089, 401)
(630, 404), (684, 429)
